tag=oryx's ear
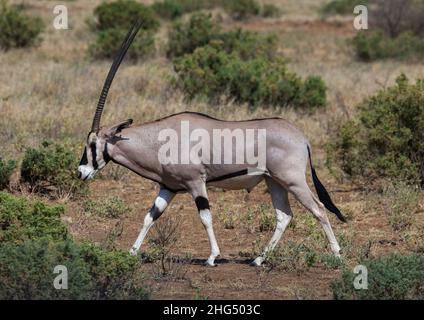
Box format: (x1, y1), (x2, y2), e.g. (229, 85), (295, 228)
(104, 119), (133, 138)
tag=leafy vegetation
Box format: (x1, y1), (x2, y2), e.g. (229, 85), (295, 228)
(352, 30), (424, 61)
(224, 0), (261, 20)
(20, 141), (88, 199)
(173, 45), (326, 109)
(320, 0), (368, 16)
(90, 0), (158, 60)
(0, 158), (15, 190)
(0, 192), (149, 300)
(352, 0), (424, 61)
(0, 0), (44, 50)
(92, 0), (159, 32)
(328, 75), (424, 185)
(331, 254), (424, 299)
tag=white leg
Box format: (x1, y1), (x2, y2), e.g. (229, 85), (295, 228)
(199, 208), (221, 266)
(252, 179), (293, 266)
(189, 182), (220, 266)
(130, 188), (175, 256)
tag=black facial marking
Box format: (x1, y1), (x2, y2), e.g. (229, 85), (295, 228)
(90, 142), (98, 170)
(195, 196), (210, 211)
(79, 147), (88, 166)
(207, 169), (248, 183)
(103, 143), (111, 164)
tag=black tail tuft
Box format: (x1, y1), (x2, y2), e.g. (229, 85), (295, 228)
(307, 146), (347, 223)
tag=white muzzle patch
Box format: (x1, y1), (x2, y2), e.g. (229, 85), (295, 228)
(77, 165), (96, 181)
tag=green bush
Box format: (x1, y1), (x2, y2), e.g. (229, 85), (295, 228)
(83, 196), (130, 218)
(93, 0), (159, 32)
(0, 192), (149, 300)
(152, 0), (184, 20)
(174, 45), (327, 109)
(352, 30), (424, 61)
(0, 0), (44, 50)
(213, 28), (277, 60)
(0, 239), (150, 299)
(0, 158), (15, 190)
(320, 0), (368, 16)
(0, 191), (67, 244)
(167, 12), (220, 58)
(20, 141), (88, 199)
(331, 254), (424, 299)
(328, 75), (424, 185)
(224, 0), (260, 20)
(89, 27), (155, 60)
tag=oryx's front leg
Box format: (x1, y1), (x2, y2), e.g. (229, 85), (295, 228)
(130, 188), (175, 256)
(189, 182), (220, 266)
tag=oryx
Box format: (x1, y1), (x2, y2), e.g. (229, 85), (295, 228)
(77, 21), (346, 267)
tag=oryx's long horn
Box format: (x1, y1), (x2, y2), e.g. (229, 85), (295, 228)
(91, 20), (143, 132)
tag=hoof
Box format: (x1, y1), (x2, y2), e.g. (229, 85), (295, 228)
(250, 257), (264, 267)
(129, 248), (138, 256)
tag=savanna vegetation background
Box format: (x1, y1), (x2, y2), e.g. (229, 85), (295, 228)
(0, 0), (423, 300)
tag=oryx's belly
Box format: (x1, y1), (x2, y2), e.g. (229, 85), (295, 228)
(207, 174), (264, 191)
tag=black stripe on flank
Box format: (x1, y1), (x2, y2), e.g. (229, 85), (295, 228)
(91, 143), (98, 170)
(195, 196), (210, 211)
(207, 169), (248, 183)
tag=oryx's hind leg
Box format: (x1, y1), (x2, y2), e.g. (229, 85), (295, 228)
(274, 173), (341, 256)
(130, 187), (175, 256)
(251, 177), (293, 267)
(187, 181), (220, 266)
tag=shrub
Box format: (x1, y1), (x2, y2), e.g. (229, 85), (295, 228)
(0, 158), (15, 189)
(89, 28), (155, 60)
(0, 239), (150, 300)
(20, 141), (88, 199)
(152, 0), (184, 20)
(167, 12), (220, 58)
(83, 196), (130, 218)
(0, 193), (150, 300)
(92, 0), (159, 32)
(0, 192), (67, 244)
(320, 0), (368, 16)
(213, 28), (277, 60)
(331, 254), (424, 299)
(224, 0), (260, 20)
(352, 30), (424, 61)
(174, 45), (327, 109)
(328, 75), (424, 185)
(0, 0), (44, 50)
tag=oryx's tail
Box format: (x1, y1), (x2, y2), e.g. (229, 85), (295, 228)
(307, 146), (346, 223)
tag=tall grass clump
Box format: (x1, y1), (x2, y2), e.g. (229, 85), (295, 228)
(89, 0), (158, 60)
(327, 75), (424, 186)
(0, 0), (44, 50)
